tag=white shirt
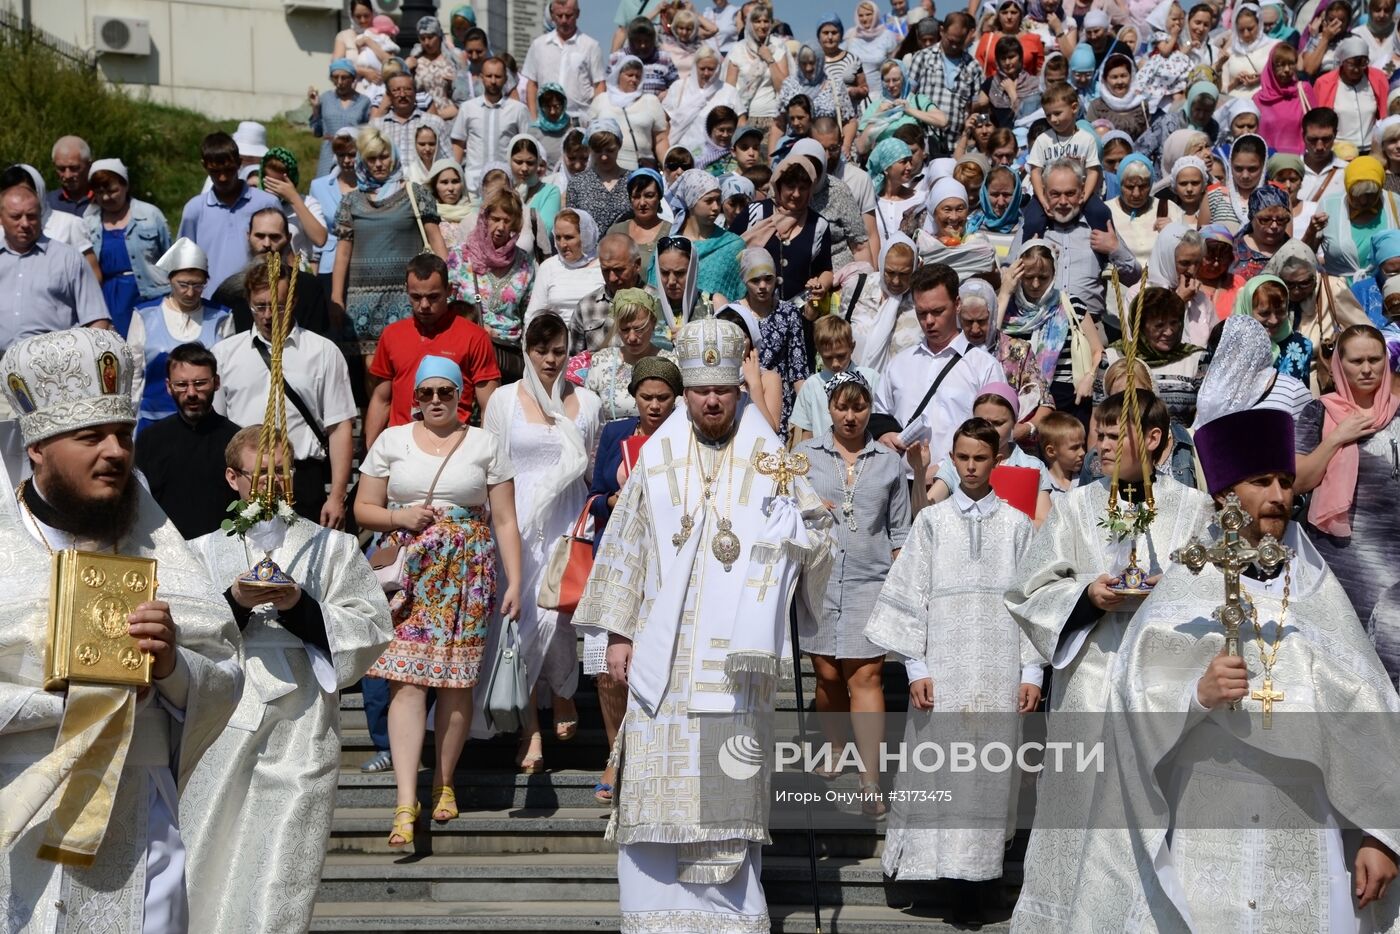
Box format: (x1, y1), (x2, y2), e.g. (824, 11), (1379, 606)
(212, 327), (357, 461)
(524, 257), (605, 331)
(705, 3), (742, 54)
(451, 95), (534, 192)
(361, 423), (514, 507)
(873, 333), (1002, 475)
(283, 195), (326, 267)
(44, 210), (92, 253)
(522, 30), (607, 119)
(1300, 156), (1349, 204)
(1335, 79), (1379, 150)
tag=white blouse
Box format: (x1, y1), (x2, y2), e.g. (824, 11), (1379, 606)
(361, 424), (515, 508)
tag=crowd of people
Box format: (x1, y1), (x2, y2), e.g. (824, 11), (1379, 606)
(7, 0), (1400, 929)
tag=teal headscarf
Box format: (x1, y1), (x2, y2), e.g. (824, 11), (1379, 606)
(1231, 275), (1293, 359)
(867, 138), (913, 196)
(1185, 81), (1219, 130)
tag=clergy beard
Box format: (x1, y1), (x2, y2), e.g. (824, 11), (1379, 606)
(31, 470), (140, 543)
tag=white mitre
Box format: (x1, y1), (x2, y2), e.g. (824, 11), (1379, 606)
(674, 317), (746, 388)
(0, 328), (139, 447)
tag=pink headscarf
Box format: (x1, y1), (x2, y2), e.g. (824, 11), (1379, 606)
(976, 380), (1022, 421)
(463, 210), (519, 273)
(1308, 339), (1400, 537)
(1254, 45), (1310, 156)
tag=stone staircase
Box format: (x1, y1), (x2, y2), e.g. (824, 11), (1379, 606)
(310, 658), (1020, 933)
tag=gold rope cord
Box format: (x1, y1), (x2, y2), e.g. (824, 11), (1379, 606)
(1107, 267), (1155, 519)
(250, 252), (297, 507)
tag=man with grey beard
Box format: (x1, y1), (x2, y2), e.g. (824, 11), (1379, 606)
(1008, 158), (1141, 339)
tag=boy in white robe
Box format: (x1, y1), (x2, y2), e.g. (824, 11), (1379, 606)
(867, 416), (1045, 923)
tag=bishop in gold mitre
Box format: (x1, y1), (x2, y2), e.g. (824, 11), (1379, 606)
(573, 318), (833, 933)
(0, 327), (240, 933)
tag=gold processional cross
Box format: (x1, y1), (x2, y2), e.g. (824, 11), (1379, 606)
(1171, 493), (1290, 721)
(755, 448), (810, 497)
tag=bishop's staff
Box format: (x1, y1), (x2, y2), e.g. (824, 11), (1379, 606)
(1171, 494), (1291, 708)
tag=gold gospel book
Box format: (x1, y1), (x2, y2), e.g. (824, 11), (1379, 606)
(44, 549), (157, 691)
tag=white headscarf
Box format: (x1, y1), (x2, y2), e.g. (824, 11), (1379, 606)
(1191, 315), (1279, 430)
(1146, 222), (1191, 287)
(665, 48), (728, 145)
(1096, 54), (1147, 113)
(854, 234), (917, 371)
(657, 237), (701, 334)
(556, 209), (600, 269)
(1230, 3), (1273, 55)
(520, 329), (588, 530)
(922, 177), (969, 235)
(606, 55), (645, 109)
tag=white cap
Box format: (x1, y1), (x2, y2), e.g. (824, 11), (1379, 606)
(154, 237), (208, 275)
(1083, 9), (1111, 29)
(233, 121), (268, 159)
(88, 158), (128, 183)
(1337, 35), (1369, 61)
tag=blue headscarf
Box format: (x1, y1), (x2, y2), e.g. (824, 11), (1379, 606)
(535, 83), (571, 133)
(329, 58), (356, 78)
(816, 13), (845, 33)
(355, 138), (404, 200)
(415, 354), (464, 390)
(1068, 43), (1097, 72)
(1116, 153), (1154, 188)
(968, 168), (1024, 235)
(867, 138), (913, 196)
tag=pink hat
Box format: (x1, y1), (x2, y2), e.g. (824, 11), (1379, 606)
(976, 381), (1021, 421)
(372, 14), (400, 36)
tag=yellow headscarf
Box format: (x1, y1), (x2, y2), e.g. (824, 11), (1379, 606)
(1345, 155), (1385, 190)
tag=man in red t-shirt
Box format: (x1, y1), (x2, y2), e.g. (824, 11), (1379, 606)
(364, 254), (501, 449)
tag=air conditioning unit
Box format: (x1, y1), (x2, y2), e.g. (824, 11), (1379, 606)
(93, 16), (151, 56)
(371, 0), (403, 14)
(283, 0), (343, 11)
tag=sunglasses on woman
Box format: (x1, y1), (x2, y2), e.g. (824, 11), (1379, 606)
(657, 235), (693, 254)
(415, 386), (458, 402)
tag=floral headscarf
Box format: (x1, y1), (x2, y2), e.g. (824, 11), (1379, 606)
(355, 140), (403, 200)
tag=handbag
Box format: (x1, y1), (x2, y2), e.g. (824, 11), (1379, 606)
(368, 427), (469, 593)
(537, 495), (600, 613)
(406, 181), (435, 255)
(483, 616), (529, 733)
(1060, 294), (1094, 386)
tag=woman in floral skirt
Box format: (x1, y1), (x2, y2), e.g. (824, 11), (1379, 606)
(356, 355), (523, 848)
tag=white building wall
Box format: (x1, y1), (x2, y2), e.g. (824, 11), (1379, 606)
(1, 0), (481, 121)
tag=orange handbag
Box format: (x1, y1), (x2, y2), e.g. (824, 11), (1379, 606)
(536, 495), (600, 613)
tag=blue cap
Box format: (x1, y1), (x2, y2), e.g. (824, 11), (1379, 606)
(414, 355), (464, 391)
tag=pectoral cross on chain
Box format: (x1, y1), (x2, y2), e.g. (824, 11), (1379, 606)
(1171, 494), (1291, 710)
(1251, 677), (1285, 729)
(756, 448), (810, 497)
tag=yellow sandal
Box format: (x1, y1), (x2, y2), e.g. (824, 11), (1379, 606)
(431, 786), (458, 822)
(388, 804), (419, 848)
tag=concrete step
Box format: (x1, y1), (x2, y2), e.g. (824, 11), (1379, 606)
(327, 807), (888, 858)
(317, 852), (1020, 909)
(336, 729), (612, 771)
(335, 769), (610, 810)
(310, 899), (1010, 932)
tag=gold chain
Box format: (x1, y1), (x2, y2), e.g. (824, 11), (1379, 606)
(1247, 559), (1292, 676)
(16, 481), (53, 556)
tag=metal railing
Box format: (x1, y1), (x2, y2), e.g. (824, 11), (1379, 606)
(0, 8), (98, 72)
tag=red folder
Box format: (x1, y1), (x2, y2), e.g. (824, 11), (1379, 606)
(990, 465), (1039, 519)
(620, 435), (647, 479)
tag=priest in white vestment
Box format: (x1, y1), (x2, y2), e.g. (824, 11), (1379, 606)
(0, 329), (241, 934)
(573, 318), (833, 934)
(1005, 388), (1214, 932)
(1082, 406), (1400, 932)
(181, 425), (392, 932)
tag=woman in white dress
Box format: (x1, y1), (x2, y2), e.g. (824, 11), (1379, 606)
(483, 312), (603, 772)
(723, 2), (791, 131)
(666, 46), (741, 154)
(1219, 4), (1277, 100)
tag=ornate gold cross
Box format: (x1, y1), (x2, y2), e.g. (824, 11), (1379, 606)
(1251, 676), (1285, 729)
(756, 449), (810, 497)
(1172, 493), (1291, 709)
